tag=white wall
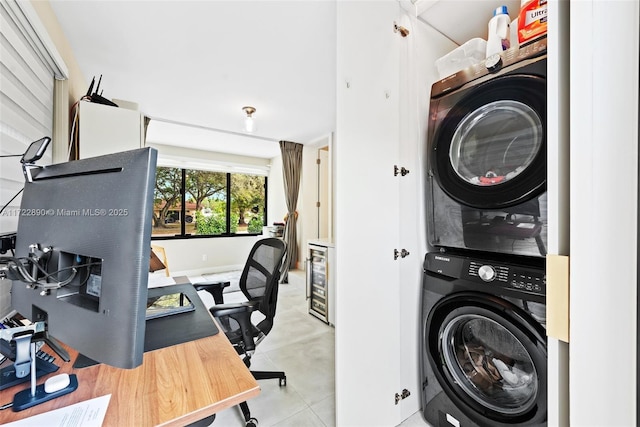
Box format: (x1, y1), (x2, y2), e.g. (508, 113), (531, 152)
(569, 1), (639, 425)
(300, 134), (333, 258)
(268, 152), (287, 226)
(153, 236), (261, 276)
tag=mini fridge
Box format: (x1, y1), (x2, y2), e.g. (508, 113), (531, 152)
(306, 240), (335, 325)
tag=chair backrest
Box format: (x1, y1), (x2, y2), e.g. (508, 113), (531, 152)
(240, 238), (286, 331)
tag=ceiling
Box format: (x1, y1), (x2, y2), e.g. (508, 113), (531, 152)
(49, 1), (337, 159)
(416, 0), (521, 45)
(49, 1), (521, 159)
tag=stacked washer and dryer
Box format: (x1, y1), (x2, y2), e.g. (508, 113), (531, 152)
(420, 37), (549, 427)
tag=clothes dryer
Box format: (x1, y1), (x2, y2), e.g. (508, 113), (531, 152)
(420, 250), (547, 427)
(427, 38), (548, 257)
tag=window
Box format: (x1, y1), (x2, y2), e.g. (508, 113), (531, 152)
(152, 167), (267, 238)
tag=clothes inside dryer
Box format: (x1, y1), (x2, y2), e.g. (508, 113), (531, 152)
(449, 100), (543, 188)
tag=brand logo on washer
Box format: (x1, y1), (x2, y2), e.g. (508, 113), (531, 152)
(434, 255), (450, 262)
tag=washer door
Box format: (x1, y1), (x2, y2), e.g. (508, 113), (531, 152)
(426, 293), (547, 425)
(432, 75), (546, 209)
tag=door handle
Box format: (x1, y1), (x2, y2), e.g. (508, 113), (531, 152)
(305, 258), (312, 300)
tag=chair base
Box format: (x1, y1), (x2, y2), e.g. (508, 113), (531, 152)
(237, 370), (287, 426)
(251, 370), (286, 386)
(239, 402), (258, 427)
(185, 414), (215, 427)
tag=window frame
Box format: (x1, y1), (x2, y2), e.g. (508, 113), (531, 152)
(151, 167), (268, 240)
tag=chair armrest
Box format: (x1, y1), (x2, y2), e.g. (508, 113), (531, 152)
(194, 281), (230, 305)
(209, 301), (260, 353)
(209, 300), (259, 318)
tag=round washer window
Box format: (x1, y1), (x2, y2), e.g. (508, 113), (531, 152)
(440, 314), (539, 415)
(449, 100), (543, 187)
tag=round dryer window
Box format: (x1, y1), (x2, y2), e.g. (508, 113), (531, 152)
(431, 75), (547, 210)
(450, 100), (543, 187)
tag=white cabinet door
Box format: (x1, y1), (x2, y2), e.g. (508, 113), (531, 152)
(79, 101), (143, 159)
(396, 14), (458, 420)
(335, 1), (402, 425)
(335, 2), (461, 424)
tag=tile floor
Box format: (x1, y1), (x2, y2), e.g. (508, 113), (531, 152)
(204, 269), (430, 427)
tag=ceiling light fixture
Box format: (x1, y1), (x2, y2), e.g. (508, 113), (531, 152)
(242, 106), (256, 133)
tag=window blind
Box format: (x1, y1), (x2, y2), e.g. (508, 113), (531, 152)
(0, 0), (68, 318)
(0, 0), (67, 233)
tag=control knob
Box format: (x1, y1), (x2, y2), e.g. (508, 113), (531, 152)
(485, 53), (503, 73)
(478, 265), (496, 282)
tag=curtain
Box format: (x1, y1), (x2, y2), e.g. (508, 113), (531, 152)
(279, 140), (303, 283)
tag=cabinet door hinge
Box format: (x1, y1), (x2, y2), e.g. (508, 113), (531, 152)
(393, 249), (410, 260)
(395, 388), (411, 405)
(393, 22), (410, 38)
(394, 165), (410, 177)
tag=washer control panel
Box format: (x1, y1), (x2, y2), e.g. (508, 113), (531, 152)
(424, 252), (546, 297)
(468, 260), (545, 296)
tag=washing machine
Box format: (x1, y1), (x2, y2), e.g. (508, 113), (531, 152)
(426, 37), (548, 258)
(420, 249), (547, 427)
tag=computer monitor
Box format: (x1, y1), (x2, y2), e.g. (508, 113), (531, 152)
(10, 147), (157, 369)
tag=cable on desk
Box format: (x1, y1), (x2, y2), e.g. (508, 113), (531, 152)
(0, 402), (13, 410)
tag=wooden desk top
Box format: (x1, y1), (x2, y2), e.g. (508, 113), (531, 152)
(0, 326), (260, 426)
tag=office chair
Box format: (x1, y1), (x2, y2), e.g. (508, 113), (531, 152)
(195, 237), (287, 427)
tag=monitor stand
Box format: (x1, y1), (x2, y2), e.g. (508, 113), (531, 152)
(73, 353), (99, 369)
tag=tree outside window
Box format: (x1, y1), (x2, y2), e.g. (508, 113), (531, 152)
(152, 167), (266, 238)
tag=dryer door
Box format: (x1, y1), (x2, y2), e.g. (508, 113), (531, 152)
(432, 75), (546, 209)
(426, 292), (547, 425)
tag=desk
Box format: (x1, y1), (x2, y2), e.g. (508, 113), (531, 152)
(0, 284), (259, 426)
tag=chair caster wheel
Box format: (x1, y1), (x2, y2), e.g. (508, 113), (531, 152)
(246, 417), (258, 427)
(279, 377), (286, 386)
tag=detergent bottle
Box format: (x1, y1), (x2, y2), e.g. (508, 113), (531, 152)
(486, 6), (511, 58)
(518, 0), (548, 45)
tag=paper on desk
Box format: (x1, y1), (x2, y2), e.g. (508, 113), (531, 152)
(147, 274), (176, 288)
(4, 394), (111, 427)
